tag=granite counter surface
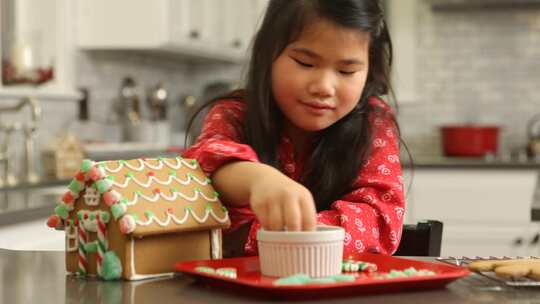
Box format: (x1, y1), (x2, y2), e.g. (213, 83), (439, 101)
(1, 248), (539, 304)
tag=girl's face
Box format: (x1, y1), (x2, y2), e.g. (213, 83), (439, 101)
(272, 18), (370, 136)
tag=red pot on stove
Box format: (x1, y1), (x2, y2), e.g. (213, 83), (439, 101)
(440, 125), (500, 157)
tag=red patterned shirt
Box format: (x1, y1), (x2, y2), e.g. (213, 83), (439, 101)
(182, 97), (405, 257)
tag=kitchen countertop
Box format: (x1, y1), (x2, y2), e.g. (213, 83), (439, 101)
(0, 185), (64, 227)
(405, 156), (540, 169)
(1, 248), (539, 303)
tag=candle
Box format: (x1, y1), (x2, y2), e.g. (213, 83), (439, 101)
(10, 41), (35, 75)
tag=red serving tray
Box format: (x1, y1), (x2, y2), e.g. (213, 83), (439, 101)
(175, 253), (470, 300)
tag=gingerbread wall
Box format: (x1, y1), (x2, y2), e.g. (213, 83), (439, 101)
(126, 230), (213, 278)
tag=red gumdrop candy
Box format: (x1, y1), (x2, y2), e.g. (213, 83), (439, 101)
(62, 192), (74, 204)
(75, 172), (85, 182)
(47, 215), (59, 228)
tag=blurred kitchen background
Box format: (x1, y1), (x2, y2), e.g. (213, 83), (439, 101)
(1, 0), (540, 257)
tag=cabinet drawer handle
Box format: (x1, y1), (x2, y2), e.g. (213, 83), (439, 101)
(530, 233), (540, 245)
(232, 39), (242, 48)
(190, 30), (200, 39)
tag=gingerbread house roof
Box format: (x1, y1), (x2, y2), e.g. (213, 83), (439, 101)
(48, 157), (230, 237)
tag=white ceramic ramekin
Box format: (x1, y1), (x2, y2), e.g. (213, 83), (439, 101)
(257, 225), (345, 278)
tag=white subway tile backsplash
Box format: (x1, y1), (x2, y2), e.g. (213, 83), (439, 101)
(399, 6), (540, 156)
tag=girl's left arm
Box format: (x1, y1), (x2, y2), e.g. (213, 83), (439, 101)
(317, 101), (405, 256)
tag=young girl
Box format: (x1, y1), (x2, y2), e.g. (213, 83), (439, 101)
(183, 0), (405, 258)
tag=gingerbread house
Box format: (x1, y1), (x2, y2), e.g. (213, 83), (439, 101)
(41, 132), (85, 179)
(46, 157), (230, 280)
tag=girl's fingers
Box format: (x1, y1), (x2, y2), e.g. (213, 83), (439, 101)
(251, 199), (270, 230)
(268, 201), (284, 231)
(299, 194), (317, 231)
(283, 199), (302, 231)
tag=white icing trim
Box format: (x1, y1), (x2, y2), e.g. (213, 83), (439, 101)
(77, 210), (110, 232)
(100, 158), (197, 173)
(83, 187), (100, 206)
(128, 237), (175, 281)
(66, 224), (78, 252)
(112, 174), (210, 189)
(126, 190), (218, 205)
(135, 208), (229, 226)
(210, 229), (220, 259)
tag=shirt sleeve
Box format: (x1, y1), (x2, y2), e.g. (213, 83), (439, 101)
(181, 100), (260, 175)
(182, 100), (260, 233)
(316, 98), (405, 257)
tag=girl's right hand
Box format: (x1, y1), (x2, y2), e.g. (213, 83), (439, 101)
(249, 171), (317, 232)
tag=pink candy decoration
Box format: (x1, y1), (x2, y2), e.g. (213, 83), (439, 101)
(119, 216), (136, 234)
(103, 190), (121, 207)
(88, 166), (105, 181)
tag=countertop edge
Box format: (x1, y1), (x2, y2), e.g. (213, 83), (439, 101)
(0, 206), (52, 228)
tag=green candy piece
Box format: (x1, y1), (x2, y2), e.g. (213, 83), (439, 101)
(81, 159), (93, 173)
(126, 172), (134, 178)
(170, 188), (178, 193)
(96, 179), (111, 194)
(273, 274), (311, 286)
(55, 204), (69, 219)
(403, 267), (418, 276)
(101, 251), (122, 280)
(195, 187), (202, 193)
(191, 159), (197, 166)
(158, 156), (165, 161)
(111, 204), (126, 220)
(101, 212), (110, 222)
(107, 176), (114, 181)
(306, 278), (335, 284)
(169, 171), (176, 177)
(213, 191), (219, 198)
(68, 180), (81, 193)
(119, 160), (126, 165)
(131, 214), (140, 221)
(206, 178), (212, 184)
(328, 274), (356, 282)
(89, 213), (95, 221)
(120, 198), (128, 205)
(83, 242), (97, 253)
(144, 211), (154, 219)
(195, 266), (215, 274)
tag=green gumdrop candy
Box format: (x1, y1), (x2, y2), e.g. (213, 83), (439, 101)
(81, 159), (93, 172)
(111, 204), (125, 220)
(55, 204), (69, 219)
(101, 251), (122, 280)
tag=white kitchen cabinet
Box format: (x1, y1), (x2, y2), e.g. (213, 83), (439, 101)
(404, 168), (540, 257)
(76, 0), (267, 64)
(386, 0), (418, 104)
(0, 0), (80, 101)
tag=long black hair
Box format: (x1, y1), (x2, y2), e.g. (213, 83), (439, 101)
(187, 0), (400, 211)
